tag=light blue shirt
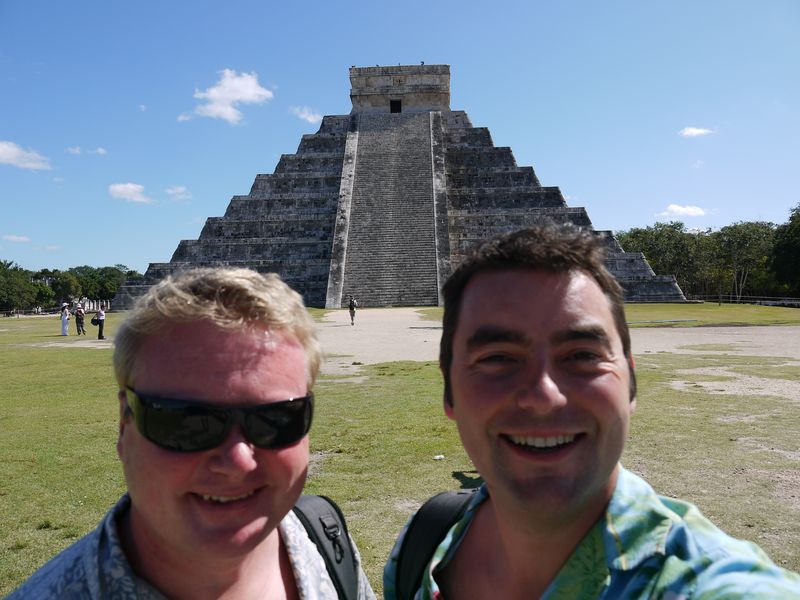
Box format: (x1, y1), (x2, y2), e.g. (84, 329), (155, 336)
(384, 466), (800, 598)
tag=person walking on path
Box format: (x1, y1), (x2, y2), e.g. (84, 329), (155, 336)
(60, 304), (70, 336)
(348, 295), (358, 326)
(95, 307), (106, 340)
(74, 304), (86, 335)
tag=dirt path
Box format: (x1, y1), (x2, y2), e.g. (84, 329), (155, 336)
(318, 307), (800, 371)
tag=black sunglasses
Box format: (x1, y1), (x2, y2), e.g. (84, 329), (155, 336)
(123, 388), (313, 452)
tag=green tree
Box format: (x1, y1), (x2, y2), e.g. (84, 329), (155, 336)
(32, 281), (55, 307)
(0, 261), (38, 310)
(770, 204), (800, 295)
(96, 266), (127, 300)
(717, 221), (775, 301)
(124, 268), (145, 284)
(69, 265), (100, 299)
(50, 271), (82, 303)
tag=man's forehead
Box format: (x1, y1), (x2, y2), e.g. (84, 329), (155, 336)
(460, 268), (597, 308)
(455, 269), (618, 340)
(130, 320), (308, 395)
(136, 321), (304, 366)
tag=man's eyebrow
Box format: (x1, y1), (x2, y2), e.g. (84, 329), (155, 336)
(551, 325), (612, 348)
(464, 325), (613, 352)
(466, 327), (528, 351)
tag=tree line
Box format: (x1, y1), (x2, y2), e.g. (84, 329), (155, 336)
(0, 262), (144, 311)
(616, 203), (800, 301)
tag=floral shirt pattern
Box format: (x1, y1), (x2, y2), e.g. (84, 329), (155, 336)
(9, 494), (375, 599)
(383, 466), (800, 599)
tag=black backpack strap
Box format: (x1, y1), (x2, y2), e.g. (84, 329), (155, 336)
(395, 489), (477, 600)
(293, 495), (358, 600)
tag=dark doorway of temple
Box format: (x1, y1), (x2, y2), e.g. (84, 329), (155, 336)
(390, 99), (402, 113)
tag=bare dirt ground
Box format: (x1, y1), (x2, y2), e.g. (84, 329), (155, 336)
(318, 306), (800, 373)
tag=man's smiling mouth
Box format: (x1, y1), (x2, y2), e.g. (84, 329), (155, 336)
(507, 434), (578, 450)
(196, 490), (256, 504)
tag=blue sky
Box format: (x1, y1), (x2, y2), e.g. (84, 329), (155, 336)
(2, 1), (798, 273)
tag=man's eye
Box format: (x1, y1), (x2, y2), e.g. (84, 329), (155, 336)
(477, 353), (516, 364)
(567, 350), (601, 362)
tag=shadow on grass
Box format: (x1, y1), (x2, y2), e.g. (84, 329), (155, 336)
(452, 470), (483, 489)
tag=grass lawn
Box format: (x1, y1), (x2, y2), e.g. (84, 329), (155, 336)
(1, 308), (798, 595)
(418, 302), (800, 328)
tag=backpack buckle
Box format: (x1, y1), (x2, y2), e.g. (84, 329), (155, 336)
(320, 515), (345, 563)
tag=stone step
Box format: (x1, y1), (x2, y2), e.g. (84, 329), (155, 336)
(296, 135), (347, 154)
(448, 187), (566, 209)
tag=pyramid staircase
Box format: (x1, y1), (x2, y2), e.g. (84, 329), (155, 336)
(336, 113), (440, 307)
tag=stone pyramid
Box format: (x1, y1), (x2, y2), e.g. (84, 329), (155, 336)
(113, 64), (684, 309)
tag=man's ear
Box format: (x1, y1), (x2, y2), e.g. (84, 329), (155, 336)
(628, 355), (637, 412)
(441, 367), (455, 420)
(444, 393), (455, 420)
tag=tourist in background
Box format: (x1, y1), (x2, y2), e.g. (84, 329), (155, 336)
(59, 303), (70, 336)
(95, 306), (106, 340)
(348, 295), (358, 325)
(74, 304), (86, 335)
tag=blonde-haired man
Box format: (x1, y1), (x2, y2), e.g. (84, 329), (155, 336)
(12, 268), (374, 600)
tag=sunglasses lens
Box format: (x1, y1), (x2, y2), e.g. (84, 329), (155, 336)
(143, 400), (229, 452)
(246, 397), (313, 449)
(127, 389), (312, 452)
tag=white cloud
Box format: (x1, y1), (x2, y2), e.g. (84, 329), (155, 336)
(44, 245), (59, 251)
(290, 106), (323, 124)
(691, 160), (705, 169)
(67, 146), (106, 155)
(109, 183), (155, 204)
(177, 113), (191, 122)
(0, 141), (52, 170)
(3, 234), (31, 242)
(679, 127), (713, 137)
(191, 69), (273, 124)
(656, 204), (707, 217)
(53, 176), (65, 183)
(166, 185), (192, 201)
(139, 104), (147, 112)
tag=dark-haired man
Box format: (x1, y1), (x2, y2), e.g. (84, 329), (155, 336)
(384, 225), (800, 599)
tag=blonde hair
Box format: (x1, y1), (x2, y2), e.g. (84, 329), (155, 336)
(113, 268), (320, 388)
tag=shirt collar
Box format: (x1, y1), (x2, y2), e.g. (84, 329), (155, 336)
(602, 465), (677, 571)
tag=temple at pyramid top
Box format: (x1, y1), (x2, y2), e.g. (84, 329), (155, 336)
(349, 64), (451, 114)
(113, 64), (684, 310)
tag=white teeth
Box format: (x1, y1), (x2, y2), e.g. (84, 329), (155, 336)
(200, 491), (254, 503)
(509, 434), (576, 448)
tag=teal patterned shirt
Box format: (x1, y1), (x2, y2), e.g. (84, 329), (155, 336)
(384, 466), (800, 599)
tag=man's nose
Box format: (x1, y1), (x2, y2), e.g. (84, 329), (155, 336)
(207, 427), (258, 474)
(515, 362), (567, 414)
